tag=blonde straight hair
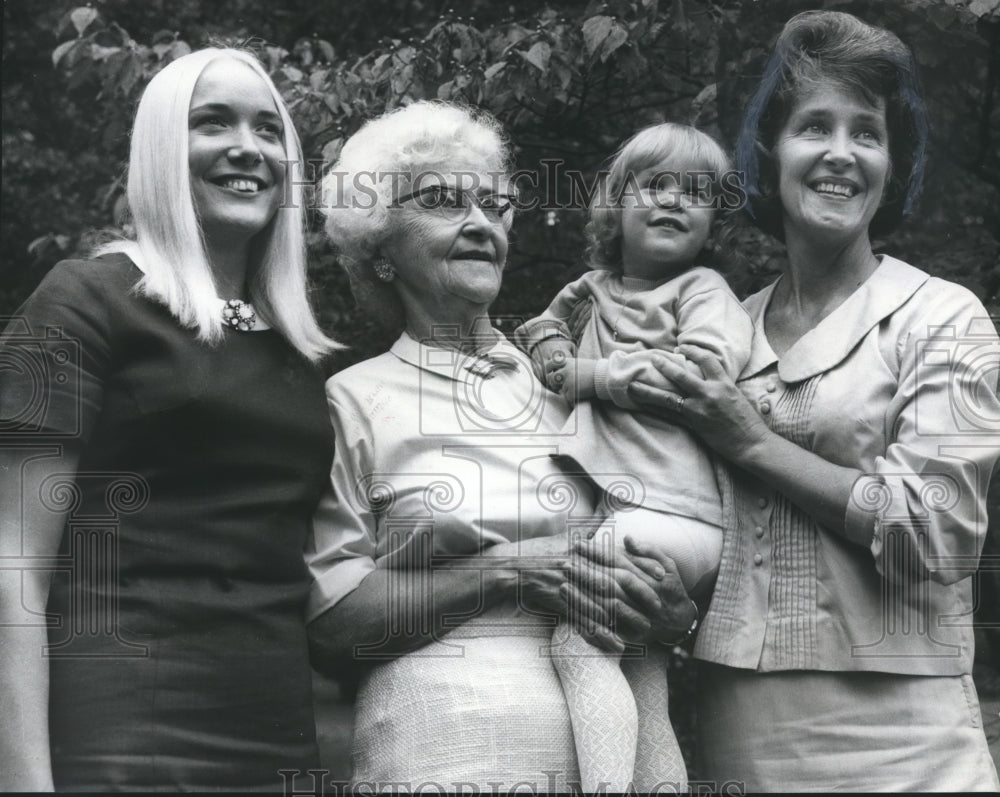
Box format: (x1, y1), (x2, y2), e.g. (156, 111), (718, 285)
(99, 48), (339, 360)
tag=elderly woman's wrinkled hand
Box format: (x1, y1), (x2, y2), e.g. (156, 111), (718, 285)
(629, 343), (771, 464)
(568, 535), (686, 646)
(621, 536), (700, 643)
(483, 532), (627, 653)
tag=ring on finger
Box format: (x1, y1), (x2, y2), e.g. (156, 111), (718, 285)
(672, 394), (686, 411)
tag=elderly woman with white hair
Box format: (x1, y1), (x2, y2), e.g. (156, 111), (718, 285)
(0, 48), (338, 790)
(307, 101), (697, 791)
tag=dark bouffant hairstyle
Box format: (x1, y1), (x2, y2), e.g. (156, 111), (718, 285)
(736, 10), (929, 240)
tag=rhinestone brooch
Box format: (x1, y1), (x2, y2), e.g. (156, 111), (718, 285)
(222, 299), (257, 332)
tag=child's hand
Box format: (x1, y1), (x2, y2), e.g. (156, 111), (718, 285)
(531, 336), (576, 386)
(641, 350), (696, 390)
(547, 357), (597, 404)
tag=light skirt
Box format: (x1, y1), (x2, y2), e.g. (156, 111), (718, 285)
(697, 663), (1000, 792)
(351, 619), (579, 793)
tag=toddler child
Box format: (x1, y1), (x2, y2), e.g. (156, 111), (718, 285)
(514, 123), (753, 792)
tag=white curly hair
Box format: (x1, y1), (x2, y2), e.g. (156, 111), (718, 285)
(321, 101), (513, 267)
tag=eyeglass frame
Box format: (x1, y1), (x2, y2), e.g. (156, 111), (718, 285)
(394, 183), (518, 222)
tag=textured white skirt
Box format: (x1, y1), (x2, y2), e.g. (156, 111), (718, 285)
(351, 616), (580, 792)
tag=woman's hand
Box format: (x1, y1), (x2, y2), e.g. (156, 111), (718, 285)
(629, 344), (771, 465)
(484, 532), (648, 653)
(570, 535), (696, 645)
(621, 537), (700, 643)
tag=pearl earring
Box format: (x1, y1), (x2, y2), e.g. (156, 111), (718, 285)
(373, 258), (396, 283)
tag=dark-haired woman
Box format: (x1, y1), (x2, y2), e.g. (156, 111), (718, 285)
(631, 10), (1000, 791)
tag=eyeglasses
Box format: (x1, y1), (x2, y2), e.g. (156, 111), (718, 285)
(395, 184), (516, 223)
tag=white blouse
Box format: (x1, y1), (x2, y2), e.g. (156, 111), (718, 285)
(695, 256), (1000, 674)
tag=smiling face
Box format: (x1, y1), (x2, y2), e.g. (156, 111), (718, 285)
(188, 59), (285, 249)
(381, 170), (510, 322)
(619, 166), (715, 280)
(774, 79), (891, 248)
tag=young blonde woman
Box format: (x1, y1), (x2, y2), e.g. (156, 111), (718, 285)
(0, 48), (338, 790)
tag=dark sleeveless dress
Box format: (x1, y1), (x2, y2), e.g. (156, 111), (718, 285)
(1, 254), (333, 791)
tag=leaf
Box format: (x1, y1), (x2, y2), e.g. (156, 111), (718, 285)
(309, 68), (329, 90)
(293, 38), (314, 67)
(390, 63), (414, 96)
(317, 40), (336, 62)
(115, 54), (142, 96)
(928, 2), (958, 30)
(265, 45), (287, 71)
(690, 82), (717, 122)
(90, 44), (120, 62)
(282, 65), (304, 83)
(599, 21), (629, 62)
(52, 39), (76, 67)
(582, 15), (614, 58)
(372, 53), (391, 76)
(437, 80), (454, 100)
(170, 41), (191, 59)
(503, 25), (532, 49)
(67, 58), (94, 90)
(453, 25), (477, 61)
(27, 235), (52, 256)
(60, 39), (90, 71)
(968, 0), (1000, 17)
(393, 46), (416, 66)
(518, 41), (551, 72)
(70, 6), (98, 36)
(551, 61), (573, 90)
(484, 62), (506, 81)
